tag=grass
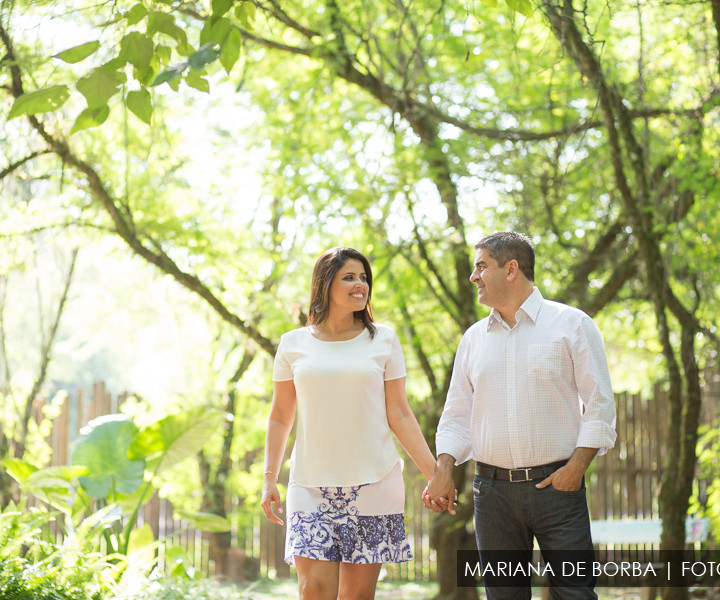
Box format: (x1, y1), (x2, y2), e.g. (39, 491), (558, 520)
(196, 578), (647, 599)
(233, 579), (642, 600)
(224, 578), (439, 599)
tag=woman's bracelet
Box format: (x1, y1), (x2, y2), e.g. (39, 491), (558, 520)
(263, 470), (278, 482)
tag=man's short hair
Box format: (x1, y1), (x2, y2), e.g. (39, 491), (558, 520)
(475, 232), (535, 282)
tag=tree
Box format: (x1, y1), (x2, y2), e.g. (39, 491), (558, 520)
(0, 231), (79, 506)
(3, 2), (720, 598)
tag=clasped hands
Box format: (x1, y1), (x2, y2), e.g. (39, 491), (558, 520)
(422, 468), (458, 515)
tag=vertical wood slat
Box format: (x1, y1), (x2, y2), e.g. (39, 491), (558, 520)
(54, 393), (69, 467)
(626, 392), (638, 517)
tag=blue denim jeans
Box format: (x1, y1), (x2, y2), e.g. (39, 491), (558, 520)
(473, 473), (597, 600)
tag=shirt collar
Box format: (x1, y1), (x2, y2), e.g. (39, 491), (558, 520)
(487, 287), (543, 330)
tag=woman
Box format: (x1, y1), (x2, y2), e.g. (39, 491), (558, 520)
(261, 247), (437, 600)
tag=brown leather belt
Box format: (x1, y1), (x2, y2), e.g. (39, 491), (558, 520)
(475, 460), (568, 483)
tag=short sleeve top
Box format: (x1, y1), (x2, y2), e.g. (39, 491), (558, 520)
(273, 323), (406, 487)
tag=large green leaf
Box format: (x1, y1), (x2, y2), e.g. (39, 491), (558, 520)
(220, 28), (242, 73)
(175, 509), (232, 532)
(124, 3), (148, 26)
(120, 32), (154, 70)
(184, 70), (210, 93)
(1, 457), (38, 482)
(128, 408), (226, 474)
(70, 104), (110, 134)
(151, 62), (187, 87)
(166, 545), (195, 578)
(212, 0), (233, 17)
(188, 43), (220, 71)
(71, 414), (146, 499)
(54, 41), (100, 63)
(235, 1), (255, 28)
(506, 0), (533, 17)
(4, 461), (88, 513)
(127, 523), (155, 556)
(201, 16), (231, 46)
(7, 85), (70, 119)
(26, 465), (90, 487)
(126, 88), (152, 124)
(76, 69), (126, 108)
(147, 11), (187, 45)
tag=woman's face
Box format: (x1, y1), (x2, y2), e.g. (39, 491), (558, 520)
(328, 258), (369, 315)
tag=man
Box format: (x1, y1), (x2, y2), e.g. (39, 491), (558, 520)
(424, 232), (616, 599)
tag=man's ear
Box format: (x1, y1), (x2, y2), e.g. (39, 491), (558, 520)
(506, 259), (520, 282)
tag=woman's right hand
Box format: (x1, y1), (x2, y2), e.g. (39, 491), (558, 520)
(261, 477), (284, 525)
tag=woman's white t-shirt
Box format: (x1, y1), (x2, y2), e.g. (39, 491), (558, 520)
(272, 323), (406, 487)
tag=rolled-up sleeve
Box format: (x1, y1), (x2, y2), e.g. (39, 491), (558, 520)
(436, 333), (475, 465)
(572, 316), (617, 455)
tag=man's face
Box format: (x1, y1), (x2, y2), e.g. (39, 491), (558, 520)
(469, 248), (507, 308)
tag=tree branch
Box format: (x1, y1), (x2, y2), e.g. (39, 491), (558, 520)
(0, 151), (52, 180)
(15, 248), (78, 459)
(0, 22), (277, 357)
(710, 0), (720, 78)
(230, 18), (713, 147)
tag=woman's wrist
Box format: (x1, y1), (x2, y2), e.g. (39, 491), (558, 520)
(263, 469), (278, 482)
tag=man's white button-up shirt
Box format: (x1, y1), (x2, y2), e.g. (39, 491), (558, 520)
(436, 287), (617, 468)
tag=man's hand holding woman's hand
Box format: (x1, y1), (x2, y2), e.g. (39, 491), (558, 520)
(422, 454), (458, 515)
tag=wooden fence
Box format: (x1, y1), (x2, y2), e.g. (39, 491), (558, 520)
(26, 374), (720, 581)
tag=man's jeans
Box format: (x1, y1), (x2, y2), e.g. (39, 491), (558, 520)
(473, 473), (598, 600)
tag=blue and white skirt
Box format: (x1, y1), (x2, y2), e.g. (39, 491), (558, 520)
(284, 460), (413, 565)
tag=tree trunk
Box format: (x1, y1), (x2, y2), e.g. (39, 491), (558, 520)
(430, 465), (479, 600)
(431, 510), (478, 599)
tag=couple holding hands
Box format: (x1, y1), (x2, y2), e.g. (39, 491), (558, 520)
(261, 232), (617, 600)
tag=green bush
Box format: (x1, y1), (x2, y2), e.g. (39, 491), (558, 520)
(0, 502), (111, 600)
(111, 575), (257, 600)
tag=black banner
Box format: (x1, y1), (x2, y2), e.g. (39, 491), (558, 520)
(457, 549), (720, 587)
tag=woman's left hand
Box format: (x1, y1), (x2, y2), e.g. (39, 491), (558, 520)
(261, 478), (284, 525)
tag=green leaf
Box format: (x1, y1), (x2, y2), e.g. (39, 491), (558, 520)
(506, 0), (533, 17)
(7, 85), (70, 119)
(212, 0), (233, 17)
(1, 458), (38, 482)
(166, 545), (195, 578)
(128, 407), (226, 474)
(235, 1), (255, 28)
(70, 104), (110, 133)
(120, 32), (154, 70)
(175, 510), (232, 532)
(78, 504), (124, 534)
(124, 3), (148, 26)
(54, 41), (100, 64)
(71, 414), (146, 499)
(101, 57), (127, 71)
(189, 43), (219, 71)
(150, 62), (187, 87)
(155, 44), (172, 65)
(147, 11), (187, 46)
(201, 16), (231, 46)
(220, 28), (242, 73)
(6, 464), (88, 513)
(77, 69), (126, 108)
(134, 65), (155, 86)
(185, 70), (210, 93)
(126, 88), (152, 124)
(127, 523), (155, 555)
(26, 465), (89, 485)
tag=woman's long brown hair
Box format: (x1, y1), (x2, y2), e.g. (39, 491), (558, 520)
(306, 247), (376, 338)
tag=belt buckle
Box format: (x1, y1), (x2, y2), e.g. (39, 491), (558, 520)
(509, 468), (531, 482)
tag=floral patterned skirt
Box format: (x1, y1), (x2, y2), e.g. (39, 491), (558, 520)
(284, 460), (413, 565)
